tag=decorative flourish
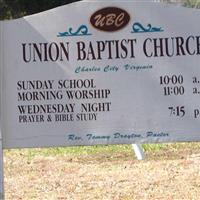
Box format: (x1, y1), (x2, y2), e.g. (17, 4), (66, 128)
(57, 25), (92, 37)
(132, 22), (164, 33)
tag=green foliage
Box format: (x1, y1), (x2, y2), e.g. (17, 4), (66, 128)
(0, 0), (11, 19)
(184, 0), (200, 8)
(0, 0), (80, 20)
(1, 0), (200, 20)
(160, 0), (200, 8)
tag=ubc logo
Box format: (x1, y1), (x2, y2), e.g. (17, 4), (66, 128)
(90, 7), (130, 32)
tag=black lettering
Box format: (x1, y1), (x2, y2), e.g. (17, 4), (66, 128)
(143, 38), (153, 57)
(77, 41), (86, 60)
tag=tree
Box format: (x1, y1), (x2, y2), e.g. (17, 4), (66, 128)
(157, 0), (200, 8)
(1, 0), (200, 20)
(184, 0), (200, 8)
(0, 0), (81, 20)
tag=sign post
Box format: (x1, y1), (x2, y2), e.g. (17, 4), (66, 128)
(0, 137), (4, 200)
(132, 144), (145, 160)
(0, 19), (4, 200)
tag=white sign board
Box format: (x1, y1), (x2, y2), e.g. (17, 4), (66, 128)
(1, 1), (200, 148)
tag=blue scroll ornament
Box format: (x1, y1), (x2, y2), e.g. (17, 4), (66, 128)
(57, 25), (92, 37)
(132, 22), (163, 33)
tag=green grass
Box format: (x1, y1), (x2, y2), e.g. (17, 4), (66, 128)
(144, 142), (200, 151)
(4, 142), (200, 161)
(4, 145), (132, 161)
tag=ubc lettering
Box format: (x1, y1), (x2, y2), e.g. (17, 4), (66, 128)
(90, 7), (130, 32)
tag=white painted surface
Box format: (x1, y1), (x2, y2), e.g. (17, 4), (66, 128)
(0, 21), (4, 199)
(1, 1), (200, 148)
(132, 144), (145, 160)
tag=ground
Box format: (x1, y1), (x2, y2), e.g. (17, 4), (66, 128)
(3, 144), (200, 200)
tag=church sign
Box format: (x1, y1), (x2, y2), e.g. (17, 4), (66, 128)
(0, 1), (200, 149)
